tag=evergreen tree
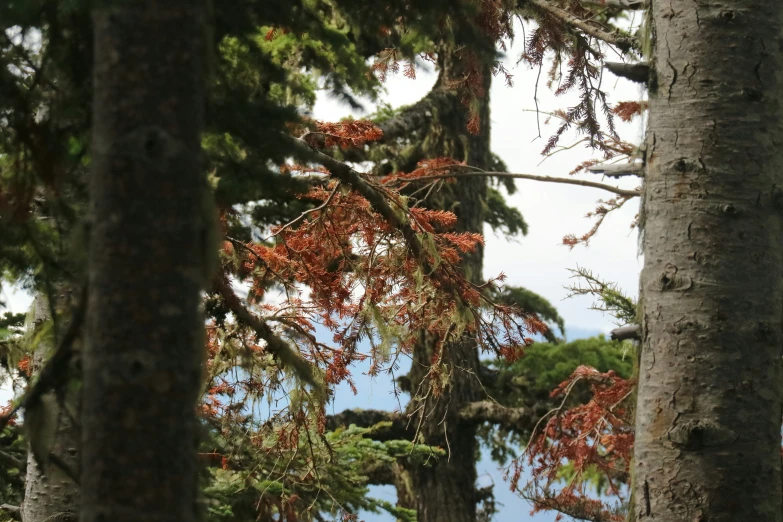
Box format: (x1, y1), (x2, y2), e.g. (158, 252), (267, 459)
(0, 0), (642, 521)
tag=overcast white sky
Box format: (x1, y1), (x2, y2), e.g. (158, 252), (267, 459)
(0, 21), (644, 522)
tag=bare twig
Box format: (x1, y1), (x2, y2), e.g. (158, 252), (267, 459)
(268, 182), (340, 239)
(395, 167), (640, 198)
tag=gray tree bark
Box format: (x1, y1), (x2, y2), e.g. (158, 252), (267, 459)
(22, 293), (79, 522)
(633, 1), (783, 520)
(82, 2), (205, 521)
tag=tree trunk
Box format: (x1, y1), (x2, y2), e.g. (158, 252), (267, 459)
(22, 292), (79, 522)
(633, 1), (783, 520)
(399, 51), (492, 522)
(82, 2), (205, 521)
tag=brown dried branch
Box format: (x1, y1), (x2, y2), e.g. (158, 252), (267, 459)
(214, 277), (325, 395)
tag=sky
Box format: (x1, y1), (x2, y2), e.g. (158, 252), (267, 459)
(0, 19), (644, 522)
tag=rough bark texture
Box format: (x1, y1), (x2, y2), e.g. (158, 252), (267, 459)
(396, 51), (493, 522)
(633, 1), (783, 520)
(22, 292), (79, 522)
(83, 3), (205, 522)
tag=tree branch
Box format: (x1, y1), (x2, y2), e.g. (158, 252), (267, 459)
(586, 162), (644, 178)
(0, 450), (25, 470)
(307, 89), (458, 164)
(528, 0), (637, 51)
(604, 61), (650, 84)
(581, 0), (646, 8)
(0, 504), (21, 521)
(285, 134), (430, 268)
(325, 408), (409, 442)
(610, 324), (640, 341)
(399, 169), (641, 198)
(214, 277), (325, 395)
(459, 401), (535, 431)
(375, 89), (458, 142)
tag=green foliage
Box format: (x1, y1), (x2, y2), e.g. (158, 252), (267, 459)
(0, 424), (24, 517)
(489, 336), (633, 404)
(202, 421), (443, 521)
(566, 267), (637, 325)
(484, 186), (528, 237)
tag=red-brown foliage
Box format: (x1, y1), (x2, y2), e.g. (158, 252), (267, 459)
(508, 366), (635, 521)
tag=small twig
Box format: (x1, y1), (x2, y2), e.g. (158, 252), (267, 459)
(267, 182), (340, 240)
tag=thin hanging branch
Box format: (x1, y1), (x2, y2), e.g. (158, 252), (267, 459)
(395, 167), (641, 198)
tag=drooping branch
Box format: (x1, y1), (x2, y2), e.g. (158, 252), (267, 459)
(286, 134), (429, 267)
(459, 401), (535, 432)
(528, 0), (637, 52)
(214, 277), (325, 394)
(398, 168), (641, 198)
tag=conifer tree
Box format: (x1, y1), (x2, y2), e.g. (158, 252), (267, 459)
(0, 1), (647, 521)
